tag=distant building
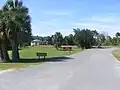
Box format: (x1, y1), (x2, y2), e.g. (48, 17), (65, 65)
(31, 39), (41, 46)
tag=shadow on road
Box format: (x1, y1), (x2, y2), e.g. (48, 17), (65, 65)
(92, 46), (112, 49)
(10, 56), (73, 63)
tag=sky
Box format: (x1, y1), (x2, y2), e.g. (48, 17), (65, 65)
(0, 0), (120, 37)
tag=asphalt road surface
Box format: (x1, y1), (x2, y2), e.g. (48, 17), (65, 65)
(0, 48), (120, 90)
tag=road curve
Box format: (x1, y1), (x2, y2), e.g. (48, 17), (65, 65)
(0, 48), (120, 90)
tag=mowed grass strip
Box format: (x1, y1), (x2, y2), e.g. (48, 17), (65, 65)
(0, 46), (80, 70)
(112, 49), (120, 61)
(0, 63), (38, 70)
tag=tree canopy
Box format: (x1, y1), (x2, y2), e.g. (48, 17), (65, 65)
(0, 0), (32, 62)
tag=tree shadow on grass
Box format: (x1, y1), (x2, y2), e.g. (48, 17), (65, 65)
(11, 56), (73, 63)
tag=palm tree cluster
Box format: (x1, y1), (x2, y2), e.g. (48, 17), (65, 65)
(0, 0), (31, 62)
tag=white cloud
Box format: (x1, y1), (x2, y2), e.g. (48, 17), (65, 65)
(32, 14), (120, 37)
(42, 11), (71, 16)
(71, 15), (120, 37)
(72, 22), (120, 37)
(55, 29), (74, 36)
(91, 17), (116, 22)
(39, 21), (56, 26)
(32, 23), (74, 36)
(77, 15), (120, 23)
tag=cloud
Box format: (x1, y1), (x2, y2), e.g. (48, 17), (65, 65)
(72, 22), (120, 37)
(91, 17), (116, 22)
(71, 14), (120, 37)
(73, 22), (118, 30)
(55, 29), (74, 36)
(39, 21), (56, 26)
(77, 15), (120, 23)
(42, 10), (71, 16)
(32, 22), (74, 37)
(32, 11), (120, 37)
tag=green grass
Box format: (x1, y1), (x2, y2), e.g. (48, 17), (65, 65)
(112, 49), (120, 61)
(0, 46), (80, 70)
(19, 46), (80, 58)
(0, 63), (38, 70)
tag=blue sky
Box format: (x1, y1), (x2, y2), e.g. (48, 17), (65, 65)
(0, 0), (120, 37)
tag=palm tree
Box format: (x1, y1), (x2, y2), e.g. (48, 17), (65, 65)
(0, 17), (10, 62)
(116, 32), (120, 38)
(52, 32), (63, 50)
(2, 0), (31, 61)
(116, 32), (120, 45)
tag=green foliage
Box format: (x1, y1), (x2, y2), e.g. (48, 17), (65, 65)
(115, 32), (120, 38)
(45, 36), (52, 45)
(0, 0), (32, 62)
(102, 41), (112, 46)
(73, 28), (94, 49)
(110, 37), (118, 46)
(112, 50), (120, 61)
(2, 0), (32, 44)
(52, 32), (63, 50)
(63, 34), (75, 45)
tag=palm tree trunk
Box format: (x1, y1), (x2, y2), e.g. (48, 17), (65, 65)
(17, 44), (20, 59)
(11, 39), (19, 61)
(1, 40), (10, 62)
(0, 44), (4, 63)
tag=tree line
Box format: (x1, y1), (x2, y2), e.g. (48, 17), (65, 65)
(33, 29), (120, 50)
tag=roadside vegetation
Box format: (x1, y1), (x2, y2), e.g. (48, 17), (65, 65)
(0, 63), (35, 70)
(0, 0), (120, 70)
(8, 46), (80, 59)
(112, 50), (120, 61)
(0, 46), (80, 70)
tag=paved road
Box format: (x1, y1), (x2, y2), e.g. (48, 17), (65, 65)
(0, 48), (120, 90)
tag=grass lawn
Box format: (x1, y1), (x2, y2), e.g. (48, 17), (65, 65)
(0, 46), (80, 70)
(0, 63), (38, 70)
(19, 46), (80, 58)
(112, 49), (120, 61)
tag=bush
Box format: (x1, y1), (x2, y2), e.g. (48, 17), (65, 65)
(102, 41), (112, 46)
